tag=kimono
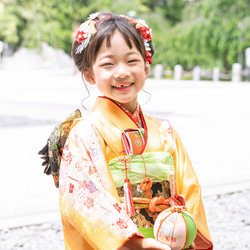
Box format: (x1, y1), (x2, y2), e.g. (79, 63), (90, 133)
(59, 97), (213, 250)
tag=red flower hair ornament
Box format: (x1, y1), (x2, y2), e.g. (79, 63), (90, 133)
(74, 13), (153, 67)
(133, 19), (153, 66)
(75, 13), (99, 54)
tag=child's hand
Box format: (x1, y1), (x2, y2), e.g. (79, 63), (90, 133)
(141, 238), (171, 250)
(121, 236), (171, 250)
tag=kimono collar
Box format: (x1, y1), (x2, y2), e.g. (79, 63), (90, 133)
(90, 97), (171, 157)
(91, 97), (144, 131)
(115, 101), (142, 128)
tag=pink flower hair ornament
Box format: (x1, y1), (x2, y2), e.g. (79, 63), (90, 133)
(74, 13), (153, 66)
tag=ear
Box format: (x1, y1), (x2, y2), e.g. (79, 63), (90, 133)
(145, 65), (150, 78)
(83, 68), (95, 85)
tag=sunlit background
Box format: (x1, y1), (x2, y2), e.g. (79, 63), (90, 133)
(1, 0), (250, 76)
(0, 0), (250, 249)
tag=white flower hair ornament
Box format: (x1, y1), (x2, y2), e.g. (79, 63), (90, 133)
(74, 13), (153, 66)
(75, 13), (99, 54)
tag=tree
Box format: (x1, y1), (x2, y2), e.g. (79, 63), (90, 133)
(0, 0), (21, 47)
(141, 0), (187, 25)
(165, 0), (250, 71)
(0, 0), (92, 53)
(0, 0), (147, 54)
(2, 0), (249, 72)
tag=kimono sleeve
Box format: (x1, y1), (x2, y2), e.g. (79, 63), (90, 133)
(172, 128), (213, 250)
(59, 119), (142, 250)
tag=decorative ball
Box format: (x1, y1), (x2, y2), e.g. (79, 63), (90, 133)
(154, 206), (197, 250)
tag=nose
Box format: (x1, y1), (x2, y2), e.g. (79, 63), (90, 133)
(114, 63), (130, 79)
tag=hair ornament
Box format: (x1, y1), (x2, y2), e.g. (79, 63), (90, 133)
(75, 13), (99, 54)
(135, 20), (152, 41)
(74, 13), (153, 65)
(128, 18), (153, 66)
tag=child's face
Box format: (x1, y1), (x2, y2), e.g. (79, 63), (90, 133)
(84, 30), (149, 113)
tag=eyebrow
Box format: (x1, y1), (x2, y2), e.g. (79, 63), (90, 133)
(98, 51), (141, 60)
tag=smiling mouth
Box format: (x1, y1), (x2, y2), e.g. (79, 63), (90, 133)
(113, 83), (133, 89)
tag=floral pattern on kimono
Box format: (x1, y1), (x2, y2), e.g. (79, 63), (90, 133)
(59, 120), (142, 250)
(59, 97), (213, 250)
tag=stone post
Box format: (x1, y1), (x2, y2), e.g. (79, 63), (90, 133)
(174, 64), (182, 81)
(245, 48), (250, 81)
(212, 67), (220, 82)
(193, 66), (201, 81)
(0, 41), (3, 69)
(232, 63), (242, 82)
(154, 64), (163, 79)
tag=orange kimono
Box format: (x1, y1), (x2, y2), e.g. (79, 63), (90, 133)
(59, 97), (213, 250)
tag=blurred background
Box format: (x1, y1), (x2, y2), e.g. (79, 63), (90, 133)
(0, 0), (250, 249)
(1, 0), (250, 77)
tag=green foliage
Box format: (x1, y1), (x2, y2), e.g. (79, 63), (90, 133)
(0, 2), (20, 45)
(171, 0), (250, 71)
(141, 0), (187, 25)
(1, 0), (250, 72)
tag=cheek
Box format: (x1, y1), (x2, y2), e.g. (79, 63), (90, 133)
(133, 67), (148, 78)
(95, 68), (111, 80)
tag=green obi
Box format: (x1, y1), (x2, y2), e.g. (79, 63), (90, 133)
(138, 227), (155, 238)
(108, 151), (175, 187)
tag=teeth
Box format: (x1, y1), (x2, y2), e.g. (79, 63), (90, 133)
(114, 83), (132, 88)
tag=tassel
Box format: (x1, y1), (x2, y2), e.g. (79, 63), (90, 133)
(123, 178), (135, 217)
(169, 170), (176, 197)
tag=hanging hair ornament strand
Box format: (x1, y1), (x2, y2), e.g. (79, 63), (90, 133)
(129, 18), (153, 66)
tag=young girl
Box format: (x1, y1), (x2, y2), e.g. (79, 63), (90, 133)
(42, 12), (213, 250)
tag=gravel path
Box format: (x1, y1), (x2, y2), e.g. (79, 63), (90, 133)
(204, 189), (250, 250)
(1, 189), (249, 250)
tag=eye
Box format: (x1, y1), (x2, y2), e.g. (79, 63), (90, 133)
(128, 59), (139, 64)
(101, 62), (113, 67)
